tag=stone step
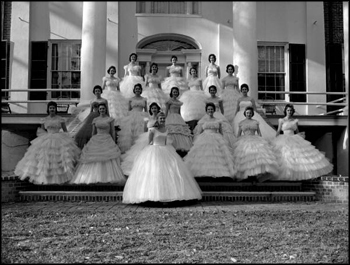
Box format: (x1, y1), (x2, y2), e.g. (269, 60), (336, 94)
(22, 181), (304, 192)
(19, 190), (316, 202)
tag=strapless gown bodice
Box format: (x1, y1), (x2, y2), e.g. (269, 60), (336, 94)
(207, 66), (219, 77)
(42, 117), (65, 133)
(93, 117), (113, 135)
(151, 129), (168, 146)
(125, 64), (141, 76)
(202, 119), (221, 133)
(223, 77), (238, 89)
(147, 75), (162, 87)
(188, 78), (202, 91)
(168, 100), (183, 113)
(238, 100), (253, 111)
(281, 119), (299, 136)
(169, 66), (182, 77)
(130, 98), (147, 111)
(105, 77), (120, 91)
(240, 119), (260, 136)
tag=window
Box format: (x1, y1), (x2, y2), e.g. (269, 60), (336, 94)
(1, 40), (10, 99)
(258, 44), (286, 101)
(258, 43), (306, 102)
(137, 2), (200, 15)
(49, 40), (81, 99)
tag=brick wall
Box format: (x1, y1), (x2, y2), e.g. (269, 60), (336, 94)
(2, 174), (34, 203)
(324, 2), (344, 44)
(2, 172), (348, 203)
(302, 175), (349, 203)
(2, 1), (12, 40)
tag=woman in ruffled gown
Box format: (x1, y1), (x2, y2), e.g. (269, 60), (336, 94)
(142, 63), (168, 110)
(165, 87), (193, 152)
(15, 101), (81, 184)
(120, 53), (145, 99)
(102, 66), (129, 126)
(161, 55), (188, 95)
(122, 112), (202, 204)
(184, 103), (236, 179)
(233, 83), (276, 139)
(179, 67), (207, 122)
(221, 64), (241, 124)
(232, 106), (280, 182)
(203, 54), (223, 97)
(74, 85), (108, 149)
(121, 102), (161, 176)
(270, 104), (333, 181)
(117, 83), (148, 153)
(70, 102), (126, 184)
(195, 85), (236, 148)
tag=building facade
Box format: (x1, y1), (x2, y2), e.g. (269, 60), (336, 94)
(1, 1), (348, 175)
(1, 2), (347, 113)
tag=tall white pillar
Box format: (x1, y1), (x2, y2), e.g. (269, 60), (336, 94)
(80, 2), (107, 105)
(343, 2), (348, 115)
(232, 2), (258, 99)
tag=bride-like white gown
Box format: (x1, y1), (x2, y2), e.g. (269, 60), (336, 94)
(270, 119), (333, 181)
(233, 100), (276, 139)
(122, 128), (202, 204)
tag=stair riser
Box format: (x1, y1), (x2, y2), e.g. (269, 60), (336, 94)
(19, 195), (315, 202)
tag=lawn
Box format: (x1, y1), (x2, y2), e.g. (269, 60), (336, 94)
(1, 201), (348, 263)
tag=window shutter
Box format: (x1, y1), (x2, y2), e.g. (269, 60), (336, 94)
(289, 44), (306, 102)
(29, 42), (48, 100)
(326, 43), (344, 114)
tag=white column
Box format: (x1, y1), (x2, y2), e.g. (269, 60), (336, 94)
(186, 62), (192, 80)
(232, 2), (258, 99)
(343, 2), (349, 115)
(80, 2), (107, 105)
(146, 62), (150, 75)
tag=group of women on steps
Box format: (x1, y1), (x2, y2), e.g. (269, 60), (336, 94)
(14, 52), (333, 205)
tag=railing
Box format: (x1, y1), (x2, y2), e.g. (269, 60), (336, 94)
(257, 91), (348, 115)
(1, 89), (81, 105)
(1, 89), (348, 115)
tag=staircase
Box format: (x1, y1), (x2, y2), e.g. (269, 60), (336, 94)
(16, 107), (316, 203)
(18, 179), (316, 202)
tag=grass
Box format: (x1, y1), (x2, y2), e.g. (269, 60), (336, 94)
(1, 201), (348, 263)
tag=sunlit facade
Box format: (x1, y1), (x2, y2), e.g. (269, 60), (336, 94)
(1, 2), (348, 175)
(2, 2), (347, 114)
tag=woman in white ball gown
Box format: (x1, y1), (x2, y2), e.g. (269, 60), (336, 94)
(117, 83), (148, 153)
(195, 85), (236, 148)
(221, 64), (241, 124)
(70, 102), (126, 184)
(142, 62), (168, 110)
(74, 85), (108, 149)
(203, 54), (223, 97)
(120, 53), (145, 99)
(179, 67), (207, 122)
(161, 55), (188, 96)
(232, 106), (280, 182)
(121, 102), (161, 176)
(233, 83), (276, 139)
(15, 101), (81, 184)
(184, 102), (236, 179)
(122, 111), (202, 204)
(165, 87), (193, 152)
(271, 104), (333, 181)
(101, 65), (129, 126)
